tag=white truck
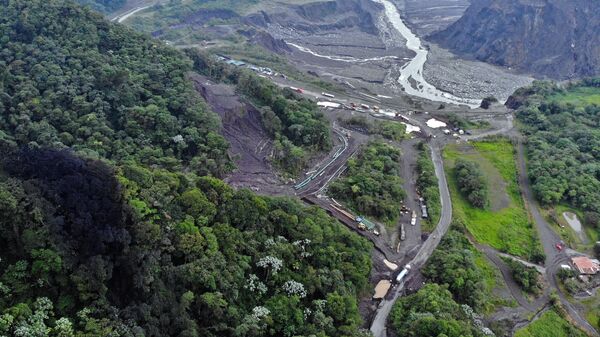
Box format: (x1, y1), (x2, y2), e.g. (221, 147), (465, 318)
(400, 224), (406, 241)
(396, 264), (411, 283)
(322, 92), (335, 98)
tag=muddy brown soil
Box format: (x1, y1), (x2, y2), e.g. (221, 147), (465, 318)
(190, 74), (293, 196)
(359, 249), (396, 329)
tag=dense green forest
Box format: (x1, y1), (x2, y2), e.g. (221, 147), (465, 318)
(502, 258), (541, 294)
(423, 230), (485, 310)
(340, 116), (406, 142)
(390, 283), (487, 337)
(454, 159), (488, 208)
(186, 50), (331, 175)
(329, 141), (405, 224)
(76, 0), (125, 13)
(0, 149), (372, 336)
(390, 229), (496, 336)
(0, 1), (372, 336)
(0, 0), (231, 175)
(516, 79), (600, 214)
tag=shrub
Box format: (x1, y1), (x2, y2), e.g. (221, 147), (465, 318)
(454, 159), (488, 208)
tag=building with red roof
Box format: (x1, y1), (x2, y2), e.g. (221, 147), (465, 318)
(572, 256), (600, 275)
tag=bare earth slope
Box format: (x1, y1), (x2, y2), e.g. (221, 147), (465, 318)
(399, 0), (471, 36)
(190, 74), (291, 195)
(430, 0), (600, 79)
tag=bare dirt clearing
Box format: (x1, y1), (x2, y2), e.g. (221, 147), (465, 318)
(191, 74), (292, 195)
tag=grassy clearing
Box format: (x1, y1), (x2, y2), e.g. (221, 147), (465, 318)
(514, 310), (587, 337)
(581, 289), (600, 331)
(444, 140), (542, 259)
(473, 249), (518, 313)
(550, 86), (600, 108)
(474, 253), (496, 293)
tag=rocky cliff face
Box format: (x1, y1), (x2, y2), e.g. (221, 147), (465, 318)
(251, 0), (381, 35)
(430, 0), (600, 79)
(401, 0), (471, 36)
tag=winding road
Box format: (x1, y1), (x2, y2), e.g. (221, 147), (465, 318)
(370, 140), (453, 337)
(109, 0), (599, 334)
(516, 140), (599, 336)
(369, 123), (599, 336)
(111, 4), (152, 23)
(272, 2), (599, 331)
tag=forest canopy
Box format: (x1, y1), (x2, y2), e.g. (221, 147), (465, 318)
(423, 230), (485, 310)
(516, 79), (600, 212)
(0, 1), (372, 336)
(390, 283), (487, 337)
(1, 0), (230, 175)
(454, 159), (488, 209)
(75, 0), (125, 13)
(329, 141), (405, 224)
(0, 148), (372, 336)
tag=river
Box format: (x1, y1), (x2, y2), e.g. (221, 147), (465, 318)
(373, 0), (481, 108)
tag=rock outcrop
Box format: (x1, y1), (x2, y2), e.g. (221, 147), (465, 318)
(239, 28), (292, 54)
(430, 0), (600, 79)
(253, 0), (380, 35)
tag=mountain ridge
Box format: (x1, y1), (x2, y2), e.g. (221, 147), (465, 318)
(429, 0), (600, 79)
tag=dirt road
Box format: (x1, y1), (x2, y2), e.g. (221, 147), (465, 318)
(369, 117), (599, 336)
(516, 140), (599, 336)
(477, 244), (545, 311)
(395, 138), (423, 258)
(370, 139), (453, 337)
(251, 56), (598, 335)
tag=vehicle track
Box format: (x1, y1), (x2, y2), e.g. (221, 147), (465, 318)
(516, 139), (599, 336)
(370, 140), (453, 337)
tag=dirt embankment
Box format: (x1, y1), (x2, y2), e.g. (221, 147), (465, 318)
(247, 0), (380, 34)
(239, 28), (292, 54)
(190, 74), (292, 196)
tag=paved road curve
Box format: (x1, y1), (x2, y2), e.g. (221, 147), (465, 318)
(370, 133), (599, 337)
(369, 141), (453, 337)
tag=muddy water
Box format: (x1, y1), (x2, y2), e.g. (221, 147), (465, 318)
(563, 212), (588, 243)
(373, 0), (482, 108)
(563, 212), (583, 233)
